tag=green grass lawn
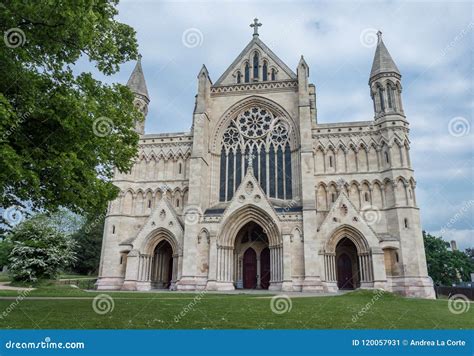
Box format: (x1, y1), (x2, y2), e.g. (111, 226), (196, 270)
(0, 286), (472, 329)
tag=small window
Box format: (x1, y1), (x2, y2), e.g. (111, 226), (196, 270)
(404, 218), (409, 228)
(148, 200), (151, 208)
(387, 85), (393, 109)
(384, 151), (390, 164)
(244, 63), (250, 82)
(331, 193), (336, 203)
(364, 192), (369, 202)
(112, 225), (115, 234)
(120, 255), (123, 264)
(395, 252), (399, 263)
(253, 52), (259, 80)
(379, 87), (385, 112)
(236, 71), (241, 84)
(179, 163), (182, 174)
(329, 155), (333, 168)
(262, 61), (268, 81)
(176, 199), (180, 208)
(271, 69), (276, 81)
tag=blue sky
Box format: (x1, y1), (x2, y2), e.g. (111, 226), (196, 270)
(89, 0), (473, 249)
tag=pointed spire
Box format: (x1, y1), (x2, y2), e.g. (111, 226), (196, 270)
(369, 31), (400, 79)
(127, 54), (150, 100)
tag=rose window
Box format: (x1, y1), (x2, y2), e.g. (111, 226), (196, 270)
(237, 107), (273, 139)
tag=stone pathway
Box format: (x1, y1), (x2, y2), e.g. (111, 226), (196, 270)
(0, 282), (35, 292)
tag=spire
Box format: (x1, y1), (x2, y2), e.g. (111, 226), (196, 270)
(369, 31), (400, 79)
(127, 54), (150, 100)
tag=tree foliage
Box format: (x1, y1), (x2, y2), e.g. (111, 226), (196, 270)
(69, 212), (105, 275)
(7, 215), (77, 283)
(423, 231), (474, 286)
(0, 0), (142, 228)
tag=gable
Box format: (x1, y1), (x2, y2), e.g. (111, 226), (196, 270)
(214, 37), (297, 86)
(220, 166), (280, 231)
(130, 198), (184, 252)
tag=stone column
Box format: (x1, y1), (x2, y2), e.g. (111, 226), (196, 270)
(206, 237), (217, 290)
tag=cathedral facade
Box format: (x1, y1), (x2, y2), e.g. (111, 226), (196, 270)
(97, 21), (435, 298)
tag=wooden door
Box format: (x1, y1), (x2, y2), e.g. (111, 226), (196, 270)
(337, 253), (354, 289)
(260, 247), (270, 289)
(243, 248), (257, 289)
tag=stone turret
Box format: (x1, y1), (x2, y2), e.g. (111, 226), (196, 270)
(369, 32), (404, 119)
(127, 54), (150, 134)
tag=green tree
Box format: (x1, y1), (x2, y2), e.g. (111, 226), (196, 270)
(423, 231), (474, 286)
(0, 0), (141, 230)
(69, 212), (105, 275)
(7, 215), (77, 283)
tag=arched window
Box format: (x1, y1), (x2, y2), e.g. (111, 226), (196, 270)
(219, 107), (292, 201)
(262, 61), (268, 81)
(219, 148), (226, 201)
(387, 84), (393, 109)
(271, 69), (276, 81)
(253, 52), (259, 80)
(364, 192), (369, 202)
(148, 200), (151, 208)
(378, 87), (385, 112)
(331, 193), (336, 203)
(244, 63), (250, 83)
(384, 151), (390, 164)
(236, 71), (241, 84)
(176, 199), (180, 208)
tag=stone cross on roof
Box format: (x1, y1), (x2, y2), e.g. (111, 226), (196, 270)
(250, 18), (262, 37)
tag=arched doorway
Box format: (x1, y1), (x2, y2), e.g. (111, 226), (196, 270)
(336, 238), (360, 290)
(243, 248), (257, 289)
(234, 221), (270, 289)
(151, 240), (174, 289)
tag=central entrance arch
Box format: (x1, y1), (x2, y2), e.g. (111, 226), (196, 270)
(235, 221), (270, 290)
(215, 205), (283, 291)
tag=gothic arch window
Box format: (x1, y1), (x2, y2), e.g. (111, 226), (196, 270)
(218, 106), (293, 201)
(271, 69), (276, 81)
(236, 71), (241, 84)
(262, 61), (268, 81)
(378, 87), (385, 112)
(387, 84), (393, 109)
(244, 63), (250, 83)
(253, 52), (259, 80)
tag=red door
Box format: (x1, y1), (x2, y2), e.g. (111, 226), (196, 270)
(243, 248), (257, 289)
(260, 248), (270, 289)
(337, 253), (354, 289)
